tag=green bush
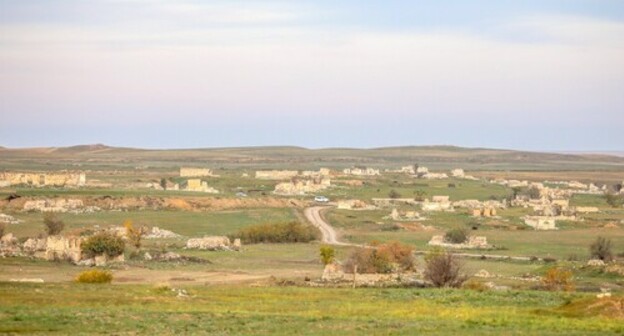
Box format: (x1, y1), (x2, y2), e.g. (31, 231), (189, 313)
(444, 227), (468, 244)
(75, 269), (113, 283)
(233, 222), (318, 244)
(81, 232), (125, 258)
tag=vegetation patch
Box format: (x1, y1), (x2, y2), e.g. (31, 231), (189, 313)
(232, 221), (319, 244)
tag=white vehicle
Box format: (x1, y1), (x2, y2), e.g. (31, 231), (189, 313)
(314, 196), (329, 203)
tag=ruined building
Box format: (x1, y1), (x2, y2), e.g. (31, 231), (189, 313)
(0, 172), (85, 187)
(179, 167), (216, 177)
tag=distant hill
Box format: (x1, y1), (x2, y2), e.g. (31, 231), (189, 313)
(1, 144), (624, 171)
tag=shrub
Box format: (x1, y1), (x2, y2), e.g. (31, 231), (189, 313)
(233, 221), (318, 244)
(541, 267), (574, 291)
(444, 227), (468, 244)
(388, 189), (402, 199)
(344, 241), (415, 274)
(81, 232), (125, 258)
(463, 279), (488, 292)
(604, 192), (624, 208)
(43, 213), (65, 236)
(319, 245), (336, 265)
(590, 236), (613, 261)
(424, 248), (466, 288)
(0, 222), (6, 237)
(75, 269), (113, 283)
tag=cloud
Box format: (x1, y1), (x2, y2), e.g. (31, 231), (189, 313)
(0, 10), (623, 136)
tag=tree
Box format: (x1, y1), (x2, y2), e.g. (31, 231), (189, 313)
(43, 213), (65, 236)
(319, 245), (335, 265)
(0, 222), (6, 237)
(589, 236), (613, 261)
(124, 220), (147, 250)
(160, 178), (167, 190)
(424, 248), (466, 288)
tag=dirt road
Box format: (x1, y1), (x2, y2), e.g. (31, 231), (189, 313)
(304, 206), (346, 245)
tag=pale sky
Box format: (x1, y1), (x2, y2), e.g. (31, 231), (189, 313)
(1, 1), (623, 150)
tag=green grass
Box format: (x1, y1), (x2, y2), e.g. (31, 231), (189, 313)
(0, 283), (621, 335)
(4, 208), (299, 239)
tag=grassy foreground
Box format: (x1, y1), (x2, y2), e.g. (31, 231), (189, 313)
(0, 283), (622, 335)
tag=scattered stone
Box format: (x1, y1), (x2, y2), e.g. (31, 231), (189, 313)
(144, 252), (153, 261)
(428, 235), (490, 249)
(587, 259), (606, 266)
(0, 213), (21, 225)
(474, 269), (492, 278)
(9, 278), (44, 283)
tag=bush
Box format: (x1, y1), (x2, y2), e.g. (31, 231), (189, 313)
(319, 245), (335, 265)
(81, 232), (125, 258)
(75, 269), (113, 284)
(424, 248), (466, 288)
(43, 213), (65, 236)
(604, 192), (624, 208)
(541, 267), (574, 291)
(233, 221), (318, 244)
(444, 227), (468, 244)
(0, 222), (6, 237)
(590, 236), (613, 261)
(344, 241), (415, 274)
(388, 189), (402, 199)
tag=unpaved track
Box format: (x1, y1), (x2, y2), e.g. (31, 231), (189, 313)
(304, 206), (349, 245)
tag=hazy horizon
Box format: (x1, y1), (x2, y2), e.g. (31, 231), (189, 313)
(1, 1), (623, 151)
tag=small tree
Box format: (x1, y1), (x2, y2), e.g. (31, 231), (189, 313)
(541, 267), (574, 291)
(444, 227), (468, 244)
(589, 236), (613, 261)
(160, 178), (167, 190)
(124, 220), (146, 250)
(0, 222), (6, 237)
(424, 248), (466, 288)
(319, 245), (336, 265)
(388, 189), (402, 199)
(81, 232), (125, 258)
(43, 213), (65, 236)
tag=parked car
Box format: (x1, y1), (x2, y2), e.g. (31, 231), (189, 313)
(314, 196), (329, 203)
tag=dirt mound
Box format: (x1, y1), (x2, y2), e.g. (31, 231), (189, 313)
(557, 296), (624, 319)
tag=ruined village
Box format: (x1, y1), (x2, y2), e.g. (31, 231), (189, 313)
(0, 146), (623, 334)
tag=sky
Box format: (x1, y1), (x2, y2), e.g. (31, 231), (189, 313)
(1, 0), (623, 150)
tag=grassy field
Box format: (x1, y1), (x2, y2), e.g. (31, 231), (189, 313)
(4, 208), (299, 239)
(0, 283), (622, 335)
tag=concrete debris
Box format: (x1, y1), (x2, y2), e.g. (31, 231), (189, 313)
(185, 236), (241, 251)
(523, 216), (557, 230)
(0, 213), (21, 224)
(274, 176), (330, 195)
(144, 227), (181, 239)
(342, 167), (380, 176)
(428, 235), (490, 249)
